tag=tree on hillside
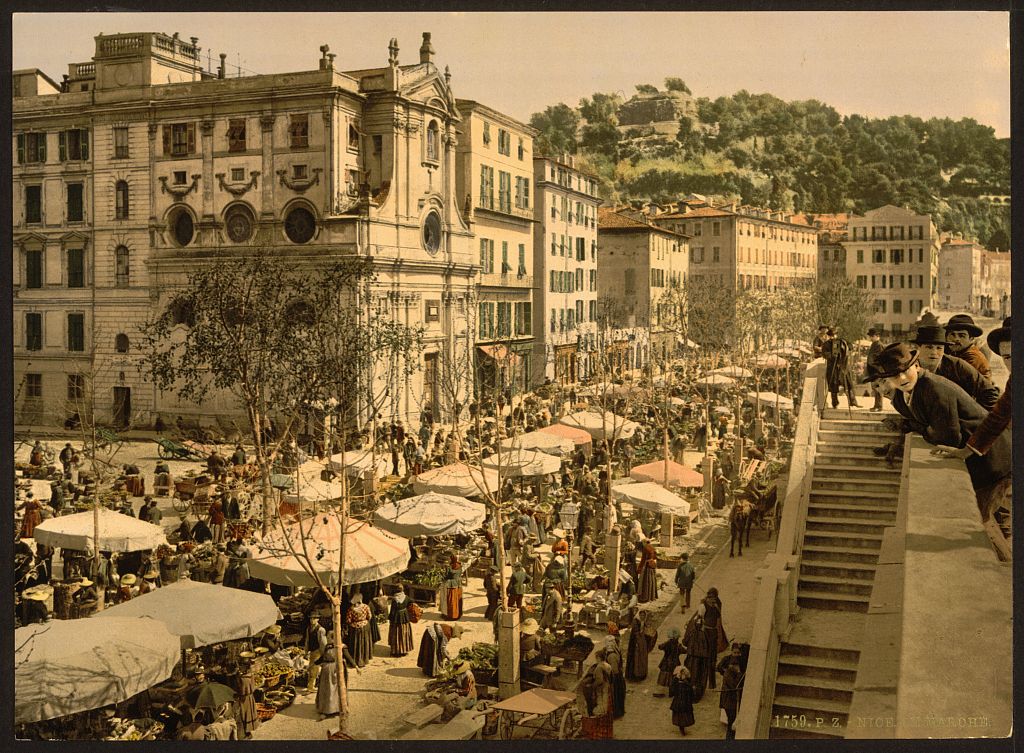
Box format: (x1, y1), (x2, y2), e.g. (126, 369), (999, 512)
(664, 77), (691, 95)
(635, 84), (659, 95)
(529, 104), (579, 158)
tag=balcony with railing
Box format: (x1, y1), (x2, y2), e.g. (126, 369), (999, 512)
(96, 32), (200, 62)
(480, 271), (533, 288)
(476, 199), (535, 223)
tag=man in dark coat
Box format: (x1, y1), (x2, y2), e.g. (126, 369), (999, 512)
(865, 328), (885, 411)
(812, 324), (829, 358)
(875, 342), (1011, 528)
(821, 327), (859, 409)
(913, 314), (999, 409)
(944, 313), (991, 377)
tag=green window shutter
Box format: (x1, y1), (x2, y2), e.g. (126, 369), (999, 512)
(80, 129), (89, 160)
(518, 244), (525, 270)
(187, 123), (196, 154)
(17, 134), (24, 164)
(162, 125), (171, 155)
(480, 238), (488, 269)
(502, 241), (508, 269)
(58, 131), (67, 162)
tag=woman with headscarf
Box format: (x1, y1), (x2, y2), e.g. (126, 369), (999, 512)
(416, 623), (452, 677)
(234, 655), (259, 738)
(656, 627), (685, 692)
(668, 665), (696, 736)
(637, 538), (658, 603)
(625, 608), (658, 681)
(603, 628), (626, 719)
(345, 592), (374, 668)
(443, 554), (464, 620)
(387, 585), (415, 657)
(578, 647), (614, 739)
(315, 645), (341, 719)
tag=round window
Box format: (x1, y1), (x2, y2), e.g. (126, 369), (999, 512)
(422, 211), (441, 255)
(225, 206), (255, 243)
(171, 209), (194, 247)
(285, 206), (316, 244)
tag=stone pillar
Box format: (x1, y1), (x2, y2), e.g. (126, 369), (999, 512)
(259, 114), (275, 220)
(660, 512), (674, 548)
(703, 455), (715, 510)
(200, 119), (215, 221)
(604, 528), (622, 593)
(497, 607), (520, 699)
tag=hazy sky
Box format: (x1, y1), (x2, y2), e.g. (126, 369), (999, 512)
(13, 11), (1011, 137)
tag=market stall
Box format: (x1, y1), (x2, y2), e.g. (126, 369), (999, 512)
(695, 374), (736, 388)
(281, 459), (344, 507)
(538, 424), (593, 450)
(412, 463), (500, 498)
(559, 411), (638, 442)
(499, 430), (575, 457)
(481, 448), (561, 478)
(15, 616), (180, 725)
(373, 493), (487, 539)
(629, 460), (704, 489)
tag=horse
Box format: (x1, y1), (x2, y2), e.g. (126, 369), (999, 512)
(744, 482), (779, 539)
(729, 499), (753, 557)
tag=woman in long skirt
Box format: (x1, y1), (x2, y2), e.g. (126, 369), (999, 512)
(387, 585), (415, 657)
(315, 647), (340, 718)
(656, 628), (685, 692)
(668, 665), (696, 735)
(18, 495), (42, 539)
(603, 631), (627, 719)
(625, 609), (657, 682)
(345, 592), (374, 668)
(234, 657), (259, 739)
(443, 554), (463, 620)
(637, 539), (658, 603)
(683, 611), (714, 702)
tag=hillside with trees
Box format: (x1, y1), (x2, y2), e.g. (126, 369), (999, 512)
(530, 81), (1010, 250)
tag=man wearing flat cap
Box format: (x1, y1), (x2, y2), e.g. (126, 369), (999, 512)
(865, 328), (885, 411)
(944, 313), (991, 377)
(874, 342), (1011, 557)
(913, 312), (999, 409)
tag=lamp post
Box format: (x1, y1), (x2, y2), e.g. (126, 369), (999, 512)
(558, 500), (579, 613)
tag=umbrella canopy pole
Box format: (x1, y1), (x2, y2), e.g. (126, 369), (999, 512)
(332, 469), (350, 736)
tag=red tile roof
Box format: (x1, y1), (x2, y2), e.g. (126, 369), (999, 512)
(658, 206), (735, 219)
(598, 208), (687, 236)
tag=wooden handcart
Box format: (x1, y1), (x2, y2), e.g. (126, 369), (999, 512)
(487, 688), (582, 740)
(172, 476), (215, 516)
(155, 437), (204, 461)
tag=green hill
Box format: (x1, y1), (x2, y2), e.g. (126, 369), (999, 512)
(530, 82), (1010, 250)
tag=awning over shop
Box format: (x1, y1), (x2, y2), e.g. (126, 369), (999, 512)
(478, 344), (522, 365)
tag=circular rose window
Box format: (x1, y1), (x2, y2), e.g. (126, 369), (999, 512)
(225, 206), (254, 243)
(170, 209), (194, 247)
(285, 206), (316, 244)
(422, 211), (441, 255)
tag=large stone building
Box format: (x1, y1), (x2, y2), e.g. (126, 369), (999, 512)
(453, 100), (536, 395)
(654, 203), (818, 291)
(937, 237), (988, 313)
(531, 155), (601, 385)
(13, 30), (483, 430)
(983, 249), (1011, 318)
(843, 205), (940, 336)
(596, 208), (688, 373)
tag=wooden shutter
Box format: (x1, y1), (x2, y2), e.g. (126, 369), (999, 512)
(58, 130), (67, 161)
(17, 134), (24, 164)
(187, 123), (196, 154)
(162, 125), (171, 155)
(80, 129), (89, 160)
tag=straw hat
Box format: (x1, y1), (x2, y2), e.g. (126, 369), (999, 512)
(120, 573), (137, 586)
(24, 590), (48, 601)
(143, 569), (159, 580)
(520, 618), (540, 635)
(263, 624), (282, 635)
(239, 650), (256, 659)
(452, 660), (472, 675)
(254, 647), (270, 655)
(77, 578), (94, 588)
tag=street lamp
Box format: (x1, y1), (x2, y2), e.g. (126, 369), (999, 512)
(558, 500), (580, 613)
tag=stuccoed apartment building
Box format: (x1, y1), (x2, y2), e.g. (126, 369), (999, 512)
(12, 31), (540, 432)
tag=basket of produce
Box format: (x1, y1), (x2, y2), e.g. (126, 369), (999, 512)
(107, 718), (164, 741)
(456, 642), (499, 685)
(257, 661), (295, 690)
(264, 686), (297, 710)
(256, 704), (277, 722)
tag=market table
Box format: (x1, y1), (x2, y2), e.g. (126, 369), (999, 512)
(488, 688), (581, 740)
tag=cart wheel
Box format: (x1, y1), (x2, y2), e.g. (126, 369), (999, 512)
(172, 496), (191, 513)
(558, 707), (582, 739)
(497, 712), (515, 741)
(158, 445), (172, 460)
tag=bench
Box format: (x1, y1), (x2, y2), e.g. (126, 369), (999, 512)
(401, 703), (445, 729)
(400, 711), (485, 740)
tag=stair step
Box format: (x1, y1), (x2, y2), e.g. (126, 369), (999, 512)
(801, 545), (880, 565)
(776, 671), (856, 692)
(798, 592), (871, 613)
(817, 431), (900, 444)
(780, 643), (860, 665)
(798, 574), (874, 596)
(811, 479), (901, 494)
(800, 562), (877, 580)
(814, 463), (901, 475)
(813, 454), (900, 468)
(807, 503), (898, 521)
(820, 419), (897, 432)
(809, 489), (898, 501)
(804, 529), (884, 543)
(805, 517), (892, 535)
(773, 693), (852, 717)
(776, 678), (855, 703)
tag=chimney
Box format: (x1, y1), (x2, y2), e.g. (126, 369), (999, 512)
(419, 32), (435, 64)
(319, 44), (330, 71)
(218, 53), (226, 79)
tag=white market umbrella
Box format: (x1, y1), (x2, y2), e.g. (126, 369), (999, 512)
(373, 493), (487, 538)
(329, 449), (389, 479)
(33, 508), (167, 552)
(501, 430), (575, 457)
(770, 347), (803, 358)
(695, 374), (736, 388)
(612, 482), (692, 517)
(579, 382), (646, 400)
(753, 354), (790, 370)
(95, 580), (282, 649)
(746, 391), (795, 411)
(482, 448), (562, 478)
(539, 423), (593, 447)
(412, 462), (500, 497)
(283, 460), (344, 504)
(560, 410), (639, 442)
(710, 366), (752, 379)
(249, 517), (409, 588)
(676, 336), (701, 349)
(15, 617), (180, 724)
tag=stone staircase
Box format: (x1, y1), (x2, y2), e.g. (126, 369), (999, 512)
(769, 409), (901, 740)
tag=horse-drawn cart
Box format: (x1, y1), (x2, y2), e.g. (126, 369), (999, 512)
(172, 475), (215, 516)
(487, 688), (581, 740)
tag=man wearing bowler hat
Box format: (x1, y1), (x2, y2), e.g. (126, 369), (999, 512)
(874, 342), (1012, 559)
(913, 312), (999, 409)
(865, 328), (885, 411)
(944, 313), (991, 377)
(821, 327), (859, 409)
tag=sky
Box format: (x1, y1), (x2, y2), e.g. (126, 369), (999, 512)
(12, 11), (1011, 137)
